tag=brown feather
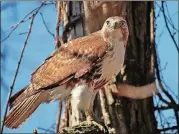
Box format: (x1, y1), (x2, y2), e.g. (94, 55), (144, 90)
(9, 30), (107, 109)
(8, 86), (27, 109)
(4, 30), (108, 128)
(4, 92), (47, 128)
(31, 30), (107, 89)
(4, 16), (129, 129)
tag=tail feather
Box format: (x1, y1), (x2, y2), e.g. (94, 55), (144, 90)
(4, 92), (46, 128)
(9, 85), (30, 109)
(6, 94), (38, 127)
(4, 84), (72, 128)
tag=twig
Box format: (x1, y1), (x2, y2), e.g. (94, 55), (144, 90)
(153, 5), (179, 131)
(155, 2), (178, 33)
(154, 104), (179, 111)
(164, 2), (179, 33)
(40, 12), (55, 38)
(153, 15), (179, 133)
(0, 2), (52, 43)
(159, 126), (178, 132)
(19, 32), (28, 35)
(37, 127), (55, 133)
(56, 101), (63, 133)
(0, 13), (36, 134)
(161, 2), (179, 52)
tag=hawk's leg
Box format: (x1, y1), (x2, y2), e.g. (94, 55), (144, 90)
(71, 84), (98, 126)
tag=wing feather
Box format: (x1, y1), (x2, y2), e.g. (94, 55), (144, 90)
(30, 30), (107, 91)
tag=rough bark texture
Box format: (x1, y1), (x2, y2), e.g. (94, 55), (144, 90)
(60, 1), (158, 134)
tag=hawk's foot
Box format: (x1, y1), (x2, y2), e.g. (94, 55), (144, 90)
(85, 109), (94, 121)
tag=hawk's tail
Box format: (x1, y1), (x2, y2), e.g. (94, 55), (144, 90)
(8, 85), (32, 109)
(4, 92), (46, 129)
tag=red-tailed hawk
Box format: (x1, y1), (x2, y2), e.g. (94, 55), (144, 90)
(4, 16), (129, 128)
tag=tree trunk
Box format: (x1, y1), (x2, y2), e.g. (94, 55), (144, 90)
(60, 1), (159, 134)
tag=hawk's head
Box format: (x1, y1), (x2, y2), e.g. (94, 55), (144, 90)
(101, 16), (129, 44)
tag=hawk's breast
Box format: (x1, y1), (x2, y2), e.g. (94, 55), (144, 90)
(100, 41), (126, 81)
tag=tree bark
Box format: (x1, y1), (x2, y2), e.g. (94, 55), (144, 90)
(59, 1), (159, 134)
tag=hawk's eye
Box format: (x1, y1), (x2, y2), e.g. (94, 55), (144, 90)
(106, 20), (110, 25)
(120, 21), (125, 27)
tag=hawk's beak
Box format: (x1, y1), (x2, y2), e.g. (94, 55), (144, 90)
(111, 22), (118, 29)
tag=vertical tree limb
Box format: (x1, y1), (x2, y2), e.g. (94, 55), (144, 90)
(153, 3), (179, 131)
(55, 1), (63, 48)
(1, 13), (36, 134)
(56, 101), (63, 133)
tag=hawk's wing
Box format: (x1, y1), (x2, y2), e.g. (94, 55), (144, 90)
(8, 31), (107, 109)
(30, 31), (107, 90)
(5, 31), (108, 128)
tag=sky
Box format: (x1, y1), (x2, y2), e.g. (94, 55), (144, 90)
(1, 1), (178, 133)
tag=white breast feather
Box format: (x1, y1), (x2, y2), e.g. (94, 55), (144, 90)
(101, 41), (125, 81)
(71, 85), (97, 111)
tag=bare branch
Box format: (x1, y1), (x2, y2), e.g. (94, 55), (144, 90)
(64, 99), (70, 128)
(159, 126), (178, 132)
(1, 2), (49, 43)
(161, 2), (179, 52)
(153, 9), (179, 130)
(155, 2), (178, 33)
(0, 12), (36, 134)
(164, 2), (179, 33)
(19, 32), (28, 35)
(55, 1), (62, 48)
(37, 127), (55, 133)
(40, 12), (55, 38)
(154, 104), (179, 111)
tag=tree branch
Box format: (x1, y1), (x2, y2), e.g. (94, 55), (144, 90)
(56, 101), (63, 133)
(153, 7), (179, 130)
(154, 104), (179, 111)
(55, 1), (63, 48)
(161, 1), (179, 52)
(1, 2), (49, 43)
(1, 12), (36, 134)
(40, 12), (55, 38)
(159, 126), (178, 132)
(37, 127), (55, 133)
